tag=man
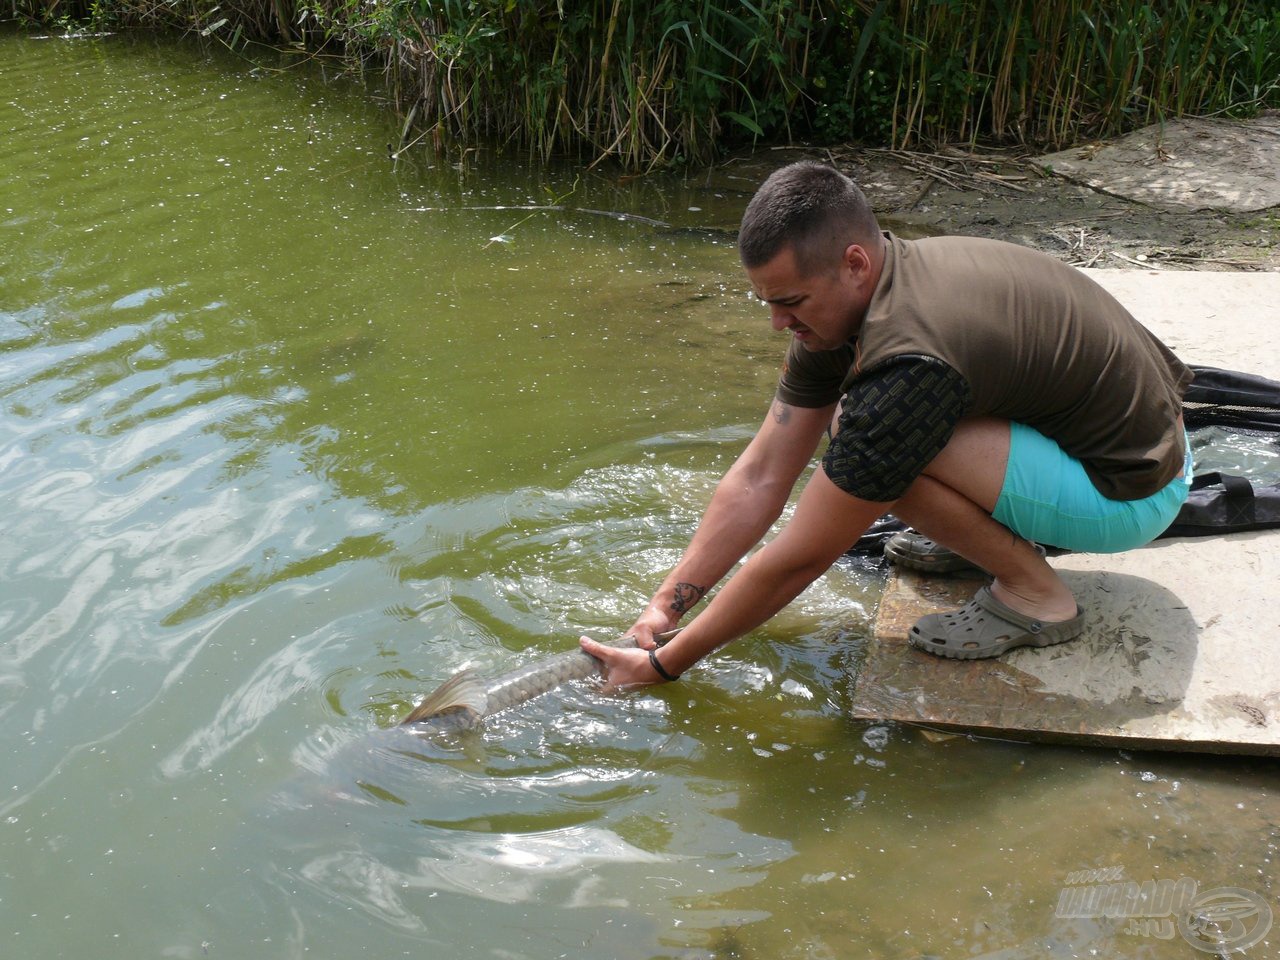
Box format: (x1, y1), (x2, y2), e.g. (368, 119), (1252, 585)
(581, 160), (1192, 687)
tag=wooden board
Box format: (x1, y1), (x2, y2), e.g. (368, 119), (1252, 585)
(852, 534), (1280, 756)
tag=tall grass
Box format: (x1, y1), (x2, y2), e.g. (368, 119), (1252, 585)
(12, 0), (1280, 168)
(876, 0), (1280, 149)
(296, 0), (826, 168)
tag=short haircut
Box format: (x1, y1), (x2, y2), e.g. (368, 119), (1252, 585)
(738, 161), (881, 274)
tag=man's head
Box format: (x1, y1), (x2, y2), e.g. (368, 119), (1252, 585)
(740, 162), (885, 351)
(738, 161), (882, 275)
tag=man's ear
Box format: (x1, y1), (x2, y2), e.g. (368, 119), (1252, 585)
(843, 242), (872, 278)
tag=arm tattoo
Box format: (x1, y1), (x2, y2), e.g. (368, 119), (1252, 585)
(771, 399), (792, 425)
(669, 582), (708, 614)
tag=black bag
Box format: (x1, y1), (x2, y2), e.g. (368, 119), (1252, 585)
(1183, 365), (1280, 432)
(1158, 472), (1280, 539)
(1165, 365), (1280, 538)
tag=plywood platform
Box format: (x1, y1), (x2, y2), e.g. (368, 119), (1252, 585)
(852, 269), (1280, 755)
(852, 536), (1280, 754)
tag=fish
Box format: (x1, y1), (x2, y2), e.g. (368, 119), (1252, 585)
(399, 629), (682, 731)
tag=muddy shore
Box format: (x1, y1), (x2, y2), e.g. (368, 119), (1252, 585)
(700, 143), (1279, 272)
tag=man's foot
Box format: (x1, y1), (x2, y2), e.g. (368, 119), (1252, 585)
(908, 585), (1085, 659)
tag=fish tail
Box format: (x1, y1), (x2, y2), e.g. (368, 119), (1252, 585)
(399, 669), (488, 725)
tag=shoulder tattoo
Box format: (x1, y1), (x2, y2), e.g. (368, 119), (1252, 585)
(771, 400), (792, 425)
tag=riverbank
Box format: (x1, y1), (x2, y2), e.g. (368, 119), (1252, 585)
(10, 0), (1280, 171)
(691, 141), (1280, 272)
(7, 17), (1278, 264)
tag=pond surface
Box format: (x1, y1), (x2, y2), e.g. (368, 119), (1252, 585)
(1, 31), (1276, 960)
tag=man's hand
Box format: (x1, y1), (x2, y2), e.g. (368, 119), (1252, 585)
(579, 636), (666, 692)
(623, 605), (676, 650)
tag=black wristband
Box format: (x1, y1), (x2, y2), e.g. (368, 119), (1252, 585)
(648, 647), (680, 682)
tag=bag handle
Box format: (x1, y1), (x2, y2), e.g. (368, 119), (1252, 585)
(1189, 471), (1255, 499)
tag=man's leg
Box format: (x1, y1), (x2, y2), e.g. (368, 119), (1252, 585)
(892, 417), (1079, 624)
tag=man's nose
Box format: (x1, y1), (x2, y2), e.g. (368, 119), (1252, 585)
(769, 304), (792, 331)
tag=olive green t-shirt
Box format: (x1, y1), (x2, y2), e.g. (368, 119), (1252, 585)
(777, 234), (1192, 501)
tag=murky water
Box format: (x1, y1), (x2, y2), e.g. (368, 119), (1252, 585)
(2, 32), (1277, 960)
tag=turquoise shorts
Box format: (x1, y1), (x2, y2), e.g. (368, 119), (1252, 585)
(992, 422), (1192, 553)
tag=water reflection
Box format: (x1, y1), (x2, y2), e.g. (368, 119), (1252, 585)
(256, 705), (797, 957)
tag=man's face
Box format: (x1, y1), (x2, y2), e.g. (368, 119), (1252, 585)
(746, 244), (869, 352)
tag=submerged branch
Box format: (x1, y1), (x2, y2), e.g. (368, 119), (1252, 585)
(407, 205), (671, 229)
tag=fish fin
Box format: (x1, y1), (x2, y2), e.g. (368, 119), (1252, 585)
(399, 669), (488, 726)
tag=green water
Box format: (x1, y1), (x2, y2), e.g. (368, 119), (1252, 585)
(1, 32), (1276, 960)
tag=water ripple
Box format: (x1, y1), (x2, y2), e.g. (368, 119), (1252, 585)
(160, 615), (351, 777)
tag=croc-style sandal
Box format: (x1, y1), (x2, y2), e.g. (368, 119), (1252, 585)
(884, 531), (981, 573)
(908, 585), (1085, 659)
(884, 530), (1045, 576)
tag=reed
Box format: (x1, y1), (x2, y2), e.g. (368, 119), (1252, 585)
(12, 0), (1280, 168)
(863, 0), (1280, 149)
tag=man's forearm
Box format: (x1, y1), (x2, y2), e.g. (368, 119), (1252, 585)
(643, 465), (793, 624)
(654, 534), (835, 675)
(655, 467), (889, 675)
(634, 398), (834, 633)
(587, 426), (879, 691)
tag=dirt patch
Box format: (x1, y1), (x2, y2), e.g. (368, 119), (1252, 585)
(700, 137), (1280, 273)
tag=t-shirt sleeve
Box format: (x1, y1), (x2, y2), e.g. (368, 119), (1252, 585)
(822, 356), (973, 501)
(774, 338), (855, 409)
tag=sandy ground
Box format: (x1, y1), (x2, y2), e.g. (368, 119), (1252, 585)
(700, 140), (1280, 273)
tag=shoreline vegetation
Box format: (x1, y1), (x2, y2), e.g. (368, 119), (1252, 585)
(9, 1), (1280, 171)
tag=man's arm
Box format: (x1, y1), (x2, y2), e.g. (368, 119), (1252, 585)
(583, 431), (892, 689)
(623, 397), (836, 645)
(650, 468), (889, 675)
